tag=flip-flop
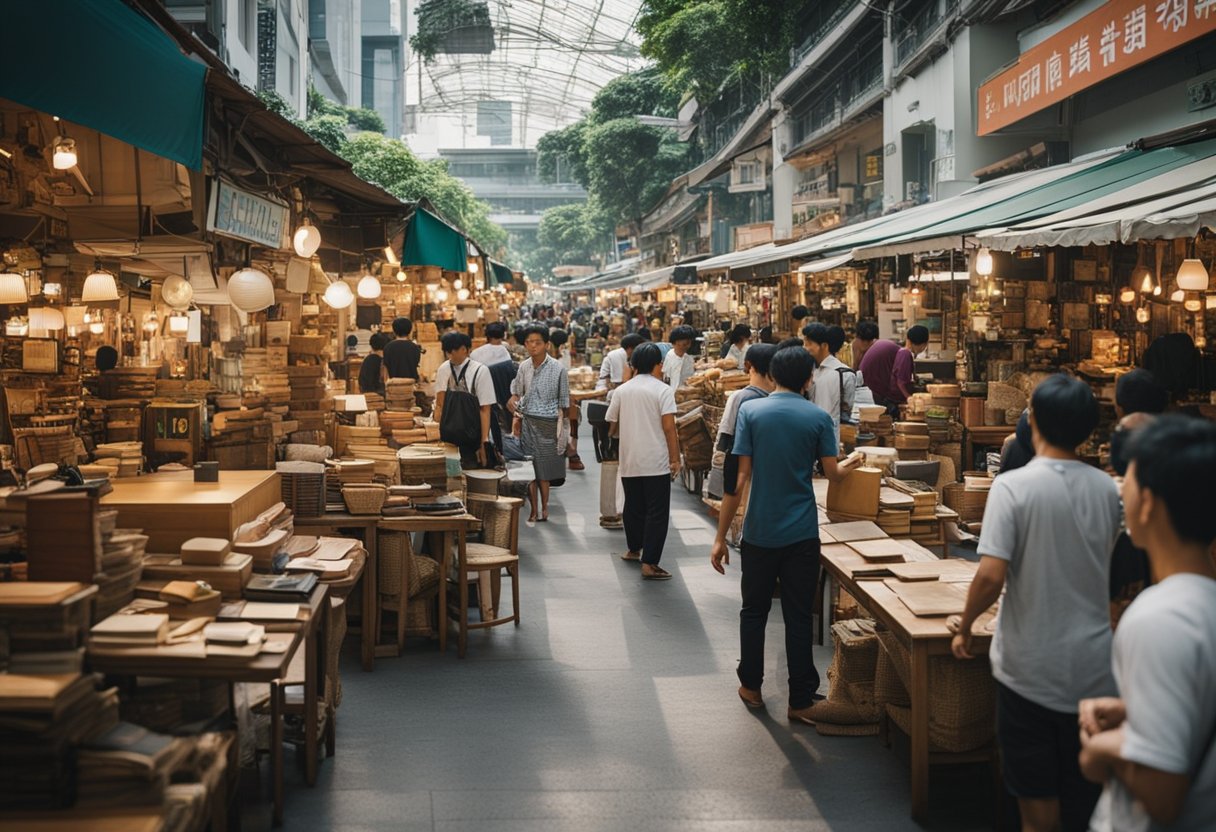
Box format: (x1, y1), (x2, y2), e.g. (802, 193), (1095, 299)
(620, 551), (641, 561)
(642, 568), (672, 581)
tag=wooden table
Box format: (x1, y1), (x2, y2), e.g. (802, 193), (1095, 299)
(100, 470), (280, 552)
(962, 425), (1012, 474)
(820, 544), (992, 821)
(376, 514), (481, 657)
(293, 514), (379, 671)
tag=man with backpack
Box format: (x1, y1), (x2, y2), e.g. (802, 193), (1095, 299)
(433, 331), (496, 468)
(803, 323), (856, 446)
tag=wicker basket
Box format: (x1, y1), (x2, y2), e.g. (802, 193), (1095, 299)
(398, 445), (448, 485)
(343, 484), (387, 515)
(943, 482), (988, 524)
(277, 461), (326, 517)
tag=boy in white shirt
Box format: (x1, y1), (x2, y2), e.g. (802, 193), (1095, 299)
(662, 325), (696, 392)
(804, 323), (856, 445)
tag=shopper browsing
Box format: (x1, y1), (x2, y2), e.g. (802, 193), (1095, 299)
(709, 346), (861, 722)
(509, 325), (571, 523)
(850, 320), (879, 369)
(803, 323), (857, 445)
(433, 331), (496, 468)
(469, 321), (512, 367)
(359, 332), (389, 395)
(381, 317), (422, 381)
(952, 375), (1120, 832)
(1079, 415), (1216, 832)
(709, 343), (776, 499)
(597, 332), (644, 395)
(720, 324), (752, 369)
(858, 324), (928, 413)
(662, 325), (696, 392)
(606, 343), (680, 581)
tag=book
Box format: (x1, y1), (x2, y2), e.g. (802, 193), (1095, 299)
(6, 647), (86, 674)
(284, 557), (352, 575)
(90, 613), (169, 647)
(202, 621), (264, 645)
(239, 601), (301, 620)
(142, 553), (252, 599)
(180, 537), (231, 566)
(243, 572), (317, 602)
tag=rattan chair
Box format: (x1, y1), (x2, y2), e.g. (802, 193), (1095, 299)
(450, 494), (522, 657)
(376, 526), (442, 654)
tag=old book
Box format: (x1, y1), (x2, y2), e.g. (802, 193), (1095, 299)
(243, 572), (317, 602)
(90, 613), (169, 647)
(141, 553), (252, 599)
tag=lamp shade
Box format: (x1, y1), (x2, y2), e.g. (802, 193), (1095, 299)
(29, 307), (65, 330)
(168, 313), (190, 335)
(293, 223), (322, 258)
(1184, 296), (1204, 312)
(1170, 288), (1186, 303)
(974, 247), (993, 277)
(1176, 258), (1209, 292)
(161, 275), (194, 309)
(52, 137), (77, 170)
(323, 279), (354, 309)
(356, 274), (382, 299)
(227, 268), (275, 312)
(0, 272), (27, 304)
(81, 270), (119, 302)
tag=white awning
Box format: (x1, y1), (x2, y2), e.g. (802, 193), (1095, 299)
(797, 251), (854, 273)
(633, 265), (677, 291)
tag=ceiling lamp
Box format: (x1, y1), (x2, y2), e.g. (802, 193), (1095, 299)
(52, 136), (77, 170)
(168, 313), (190, 335)
(323, 279), (354, 309)
(89, 317), (105, 334)
(356, 274), (382, 299)
(81, 268), (119, 302)
(1118, 286), (1136, 304)
(1184, 296), (1204, 313)
(227, 267), (275, 312)
(1171, 288), (1186, 303)
(467, 260), (480, 274)
(1135, 306), (1151, 324)
(0, 272), (27, 304)
(974, 247), (993, 277)
(29, 307), (65, 331)
(453, 278), (463, 290)
(293, 220), (322, 258)
(161, 275), (194, 309)
(1176, 258), (1209, 292)
(396, 270), (407, 283)
(456, 288), (470, 301)
(435, 288), (449, 303)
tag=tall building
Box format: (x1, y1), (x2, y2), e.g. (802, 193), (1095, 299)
(310, 0), (363, 108)
(361, 0), (407, 137)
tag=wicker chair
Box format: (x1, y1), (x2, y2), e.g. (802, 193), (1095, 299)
(376, 526), (442, 654)
(450, 494), (522, 657)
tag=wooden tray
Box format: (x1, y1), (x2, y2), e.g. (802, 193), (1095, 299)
(884, 579), (969, 616)
(821, 520), (885, 543)
(845, 538), (909, 563)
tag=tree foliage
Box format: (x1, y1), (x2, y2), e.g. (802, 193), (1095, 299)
(305, 85), (385, 134)
(536, 202), (611, 264)
(302, 115), (348, 154)
(536, 121), (590, 188)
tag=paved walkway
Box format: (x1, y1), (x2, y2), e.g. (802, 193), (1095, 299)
(249, 454), (994, 831)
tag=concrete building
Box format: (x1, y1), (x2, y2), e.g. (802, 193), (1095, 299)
(161, 0), (309, 117)
(309, 0), (363, 108)
(361, 0), (407, 138)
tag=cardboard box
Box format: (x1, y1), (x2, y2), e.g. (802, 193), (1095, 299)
(826, 466), (882, 519)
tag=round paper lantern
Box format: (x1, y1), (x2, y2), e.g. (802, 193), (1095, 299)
(293, 222), (322, 258)
(0, 272), (28, 304)
(1176, 258), (1209, 292)
(323, 279), (354, 309)
(81, 269), (119, 302)
(974, 247), (993, 277)
(227, 268), (275, 312)
(356, 274), (382, 299)
(161, 275), (194, 309)
(396, 270), (407, 282)
(456, 288), (470, 301)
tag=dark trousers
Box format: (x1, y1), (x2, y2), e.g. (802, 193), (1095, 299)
(621, 474), (671, 566)
(738, 537), (821, 709)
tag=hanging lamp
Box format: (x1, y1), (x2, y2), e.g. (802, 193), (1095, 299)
(227, 267), (275, 312)
(161, 275), (194, 309)
(82, 267), (119, 302)
(52, 136), (77, 170)
(323, 278), (354, 309)
(0, 272), (28, 304)
(293, 219), (322, 258)
(974, 247), (993, 277)
(356, 274), (382, 299)
(1176, 258), (1209, 292)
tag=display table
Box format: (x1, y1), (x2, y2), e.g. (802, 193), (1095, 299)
(293, 515), (379, 671)
(819, 544), (992, 820)
(100, 470), (281, 552)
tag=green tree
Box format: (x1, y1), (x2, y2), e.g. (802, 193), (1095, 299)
(588, 66), (680, 124)
(256, 89), (297, 121)
(536, 120), (590, 187)
(536, 202), (609, 264)
(345, 107), (386, 133)
(584, 119), (687, 234)
(302, 115), (348, 154)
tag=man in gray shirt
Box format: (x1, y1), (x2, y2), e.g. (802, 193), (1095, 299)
(1079, 415), (1216, 832)
(953, 375), (1120, 832)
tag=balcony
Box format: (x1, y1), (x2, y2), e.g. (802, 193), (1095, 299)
(788, 41), (883, 150)
(894, 0), (960, 70)
(734, 222), (774, 250)
(790, 0), (859, 67)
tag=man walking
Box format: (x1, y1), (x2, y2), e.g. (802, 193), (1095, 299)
(470, 321), (512, 367)
(607, 343), (679, 581)
(509, 325), (570, 523)
(710, 346), (860, 721)
(381, 317), (422, 381)
(804, 323), (857, 445)
(433, 331), (496, 468)
(953, 375), (1120, 832)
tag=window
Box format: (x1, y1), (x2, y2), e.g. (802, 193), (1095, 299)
(238, 0), (254, 50)
(288, 55), (297, 96)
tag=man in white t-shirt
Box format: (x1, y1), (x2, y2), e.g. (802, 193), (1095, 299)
(661, 325), (696, 392)
(804, 323), (857, 445)
(593, 333), (645, 528)
(1079, 415), (1216, 832)
(605, 342), (679, 581)
(469, 321), (512, 367)
(596, 333), (644, 398)
(953, 375), (1121, 832)
(433, 331), (497, 467)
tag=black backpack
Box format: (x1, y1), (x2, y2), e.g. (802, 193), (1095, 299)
(439, 362), (483, 448)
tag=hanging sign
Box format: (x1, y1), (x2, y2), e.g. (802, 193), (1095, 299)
(977, 0), (1216, 135)
(206, 180), (289, 249)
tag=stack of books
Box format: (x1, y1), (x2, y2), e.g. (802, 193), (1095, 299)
(0, 582), (96, 673)
(384, 377), (416, 411)
(75, 721), (190, 808)
(96, 527), (149, 620)
(94, 442), (145, 477)
(142, 552), (252, 600)
(89, 612), (170, 648)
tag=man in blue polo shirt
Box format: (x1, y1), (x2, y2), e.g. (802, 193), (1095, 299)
(710, 345), (861, 724)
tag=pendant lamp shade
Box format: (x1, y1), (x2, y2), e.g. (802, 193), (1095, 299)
(356, 274), (382, 299)
(0, 272), (27, 304)
(974, 247), (993, 277)
(82, 270), (119, 302)
(168, 313), (190, 335)
(227, 268), (275, 312)
(293, 222), (322, 258)
(323, 279), (354, 309)
(161, 275), (194, 309)
(29, 307), (65, 331)
(1176, 259), (1209, 292)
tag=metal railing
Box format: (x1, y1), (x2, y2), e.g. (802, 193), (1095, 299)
(789, 0), (859, 67)
(895, 0), (959, 68)
(789, 41), (883, 147)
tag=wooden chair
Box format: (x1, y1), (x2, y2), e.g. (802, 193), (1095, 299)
(450, 494), (522, 657)
(376, 525), (442, 654)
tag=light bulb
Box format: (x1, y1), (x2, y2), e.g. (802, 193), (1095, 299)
(293, 221), (322, 257)
(910, 284), (921, 296)
(453, 278), (463, 290)
(1184, 297), (1203, 312)
(974, 247), (993, 277)
(52, 136), (77, 170)
(1135, 307), (1151, 324)
(467, 261), (479, 274)
(1139, 271), (1154, 294)
(435, 289), (449, 303)
(396, 270), (407, 283)
(357, 274), (382, 299)
(1176, 258), (1209, 292)
(457, 288), (470, 301)
(475, 278), (484, 290)
(1119, 287), (1136, 304)
(1153, 284), (1162, 297)
(323, 279), (354, 309)
(89, 320), (105, 334)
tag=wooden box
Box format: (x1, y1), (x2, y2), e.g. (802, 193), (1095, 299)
(827, 467), (882, 519)
(100, 470), (280, 553)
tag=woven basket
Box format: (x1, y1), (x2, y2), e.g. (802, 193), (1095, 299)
(277, 462), (326, 517)
(398, 446), (448, 485)
(943, 482), (987, 524)
(343, 484), (387, 515)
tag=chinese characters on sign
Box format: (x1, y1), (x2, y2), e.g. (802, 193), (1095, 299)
(978, 0), (1216, 135)
(206, 180), (290, 250)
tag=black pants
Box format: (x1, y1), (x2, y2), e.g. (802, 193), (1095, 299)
(738, 537), (821, 709)
(621, 474), (671, 566)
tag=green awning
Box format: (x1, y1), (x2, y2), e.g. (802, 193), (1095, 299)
(490, 261), (515, 285)
(403, 207), (468, 271)
(0, 0), (206, 169)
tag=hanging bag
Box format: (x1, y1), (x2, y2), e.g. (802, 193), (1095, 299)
(439, 362), (483, 449)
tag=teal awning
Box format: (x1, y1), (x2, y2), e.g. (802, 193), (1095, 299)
(403, 207), (468, 271)
(0, 0), (206, 169)
(490, 261), (515, 285)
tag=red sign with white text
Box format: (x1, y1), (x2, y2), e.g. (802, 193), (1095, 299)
(977, 0), (1216, 135)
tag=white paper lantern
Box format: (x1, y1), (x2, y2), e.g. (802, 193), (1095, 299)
(323, 279), (354, 309)
(161, 275), (194, 309)
(1176, 258), (1209, 292)
(974, 247), (994, 277)
(293, 222), (322, 258)
(29, 307), (65, 330)
(396, 270), (407, 283)
(227, 268), (275, 312)
(356, 274), (382, 299)
(456, 288), (470, 301)
(0, 272), (28, 304)
(52, 136), (77, 170)
(81, 269), (119, 302)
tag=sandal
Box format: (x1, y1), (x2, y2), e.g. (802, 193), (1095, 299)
(641, 566), (672, 581)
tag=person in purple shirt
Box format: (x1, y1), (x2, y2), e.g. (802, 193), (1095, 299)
(858, 325), (929, 413)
